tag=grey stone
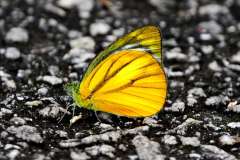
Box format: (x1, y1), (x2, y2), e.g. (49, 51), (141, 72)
(198, 21), (222, 34)
(5, 27), (29, 43)
(205, 95), (229, 106)
(70, 37), (95, 51)
(6, 149), (20, 160)
(161, 135), (177, 145)
(165, 48), (187, 61)
(10, 117), (26, 125)
(208, 61), (222, 72)
(7, 125), (43, 143)
(219, 135), (240, 145)
(44, 3), (66, 17)
(165, 100), (185, 112)
(85, 144), (115, 158)
(39, 104), (67, 119)
(70, 149), (90, 160)
(200, 145), (237, 160)
(180, 136), (200, 147)
(55, 130), (68, 138)
(90, 22), (111, 36)
(5, 47), (21, 60)
(37, 87), (48, 96)
(227, 122), (240, 128)
(188, 88), (206, 98)
(199, 4), (229, 18)
(230, 51), (240, 63)
(132, 135), (165, 160)
(40, 75), (63, 85)
(165, 118), (203, 135)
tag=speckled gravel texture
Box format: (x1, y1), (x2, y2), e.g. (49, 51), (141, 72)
(0, 0), (240, 160)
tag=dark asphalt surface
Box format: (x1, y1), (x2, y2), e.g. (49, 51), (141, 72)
(0, 0), (240, 159)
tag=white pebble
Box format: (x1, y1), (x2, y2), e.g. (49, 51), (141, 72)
(219, 135), (237, 145)
(5, 47), (21, 60)
(208, 61), (222, 72)
(70, 36), (95, 50)
(90, 22), (111, 36)
(41, 75), (63, 85)
(37, 87), (48, 96)
(205, 95), (229, 106)
(132, 135), (165, 160)
(230, 51), (240, 63)
(227, 122), (240, 129)
(180, 136), (200, 147)
(5, 27), (29, 43)
(165, 48), (187, 61)
(188, 87), (206, 98)
(201, 45), (214, 54)
(162, 135), (177, 145)
(7, 149), (20, 160)
(200, 33), (212, 41)
(165, 100), (185, 112)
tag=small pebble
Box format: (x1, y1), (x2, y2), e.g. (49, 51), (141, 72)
(10, 117), (26, 126)
(39, 104), (68, 119)
(201, 45), (214, 55)
(70, 149), (90, 160)
(5, 27), (29, 43)
(7, 125), (43, 143)
(208, 61), (222, 72)
(200, 145), (237, 160)
(205, 95), (229, 106)
(219, 135), (240, 145)
(25, 100), (43, 107)
(132, 135), (165, 160)
(165, 48), (187, 61)
(37, 87), (48, 96)
(162, 135), (177, 145)
(85, 144), (115, 158)
(188, 88), (206, 98)
(165, 100), (185, 112)
(198, 21), (222, 34)
(180, 136), (200, 147)
(70, 37), (95, 51)
(200, 33), (212, 41)
(6, 149), (20, 160)
(230, 51), (240, 63)
(227, 122), (240, 129)
(90, 22), (111, 36)
(41, 75), (63, 85)
(5, 47), (21, 60)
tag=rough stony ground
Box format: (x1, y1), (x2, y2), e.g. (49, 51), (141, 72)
(0, 0), (240, 159)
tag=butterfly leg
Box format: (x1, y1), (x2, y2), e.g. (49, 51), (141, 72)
(58, 103), (74, 123)
(94, 111), (102, 123)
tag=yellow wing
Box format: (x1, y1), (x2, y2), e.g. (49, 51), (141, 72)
(83, 26), (163, 79)
(79, 50), (167, 117)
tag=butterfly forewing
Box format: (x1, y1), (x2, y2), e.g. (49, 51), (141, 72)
(83, 26), (163, 79)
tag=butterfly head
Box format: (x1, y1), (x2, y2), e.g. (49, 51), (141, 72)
(64, 82), (80, 97)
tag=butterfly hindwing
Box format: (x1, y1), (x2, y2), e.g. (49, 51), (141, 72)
(79, 50), (167, 117)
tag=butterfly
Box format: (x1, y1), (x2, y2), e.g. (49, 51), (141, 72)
(64, 26), (167, 117)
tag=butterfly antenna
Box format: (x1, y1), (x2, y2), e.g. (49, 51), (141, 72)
(73, 104), (76, 117)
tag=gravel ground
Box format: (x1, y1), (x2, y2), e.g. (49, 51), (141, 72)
(0, 0), (240, 159)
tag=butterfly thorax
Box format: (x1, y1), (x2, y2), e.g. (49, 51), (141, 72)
(64, 82), (94, 110)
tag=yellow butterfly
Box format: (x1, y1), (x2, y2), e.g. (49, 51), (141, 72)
(65, 26), (167, 117)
